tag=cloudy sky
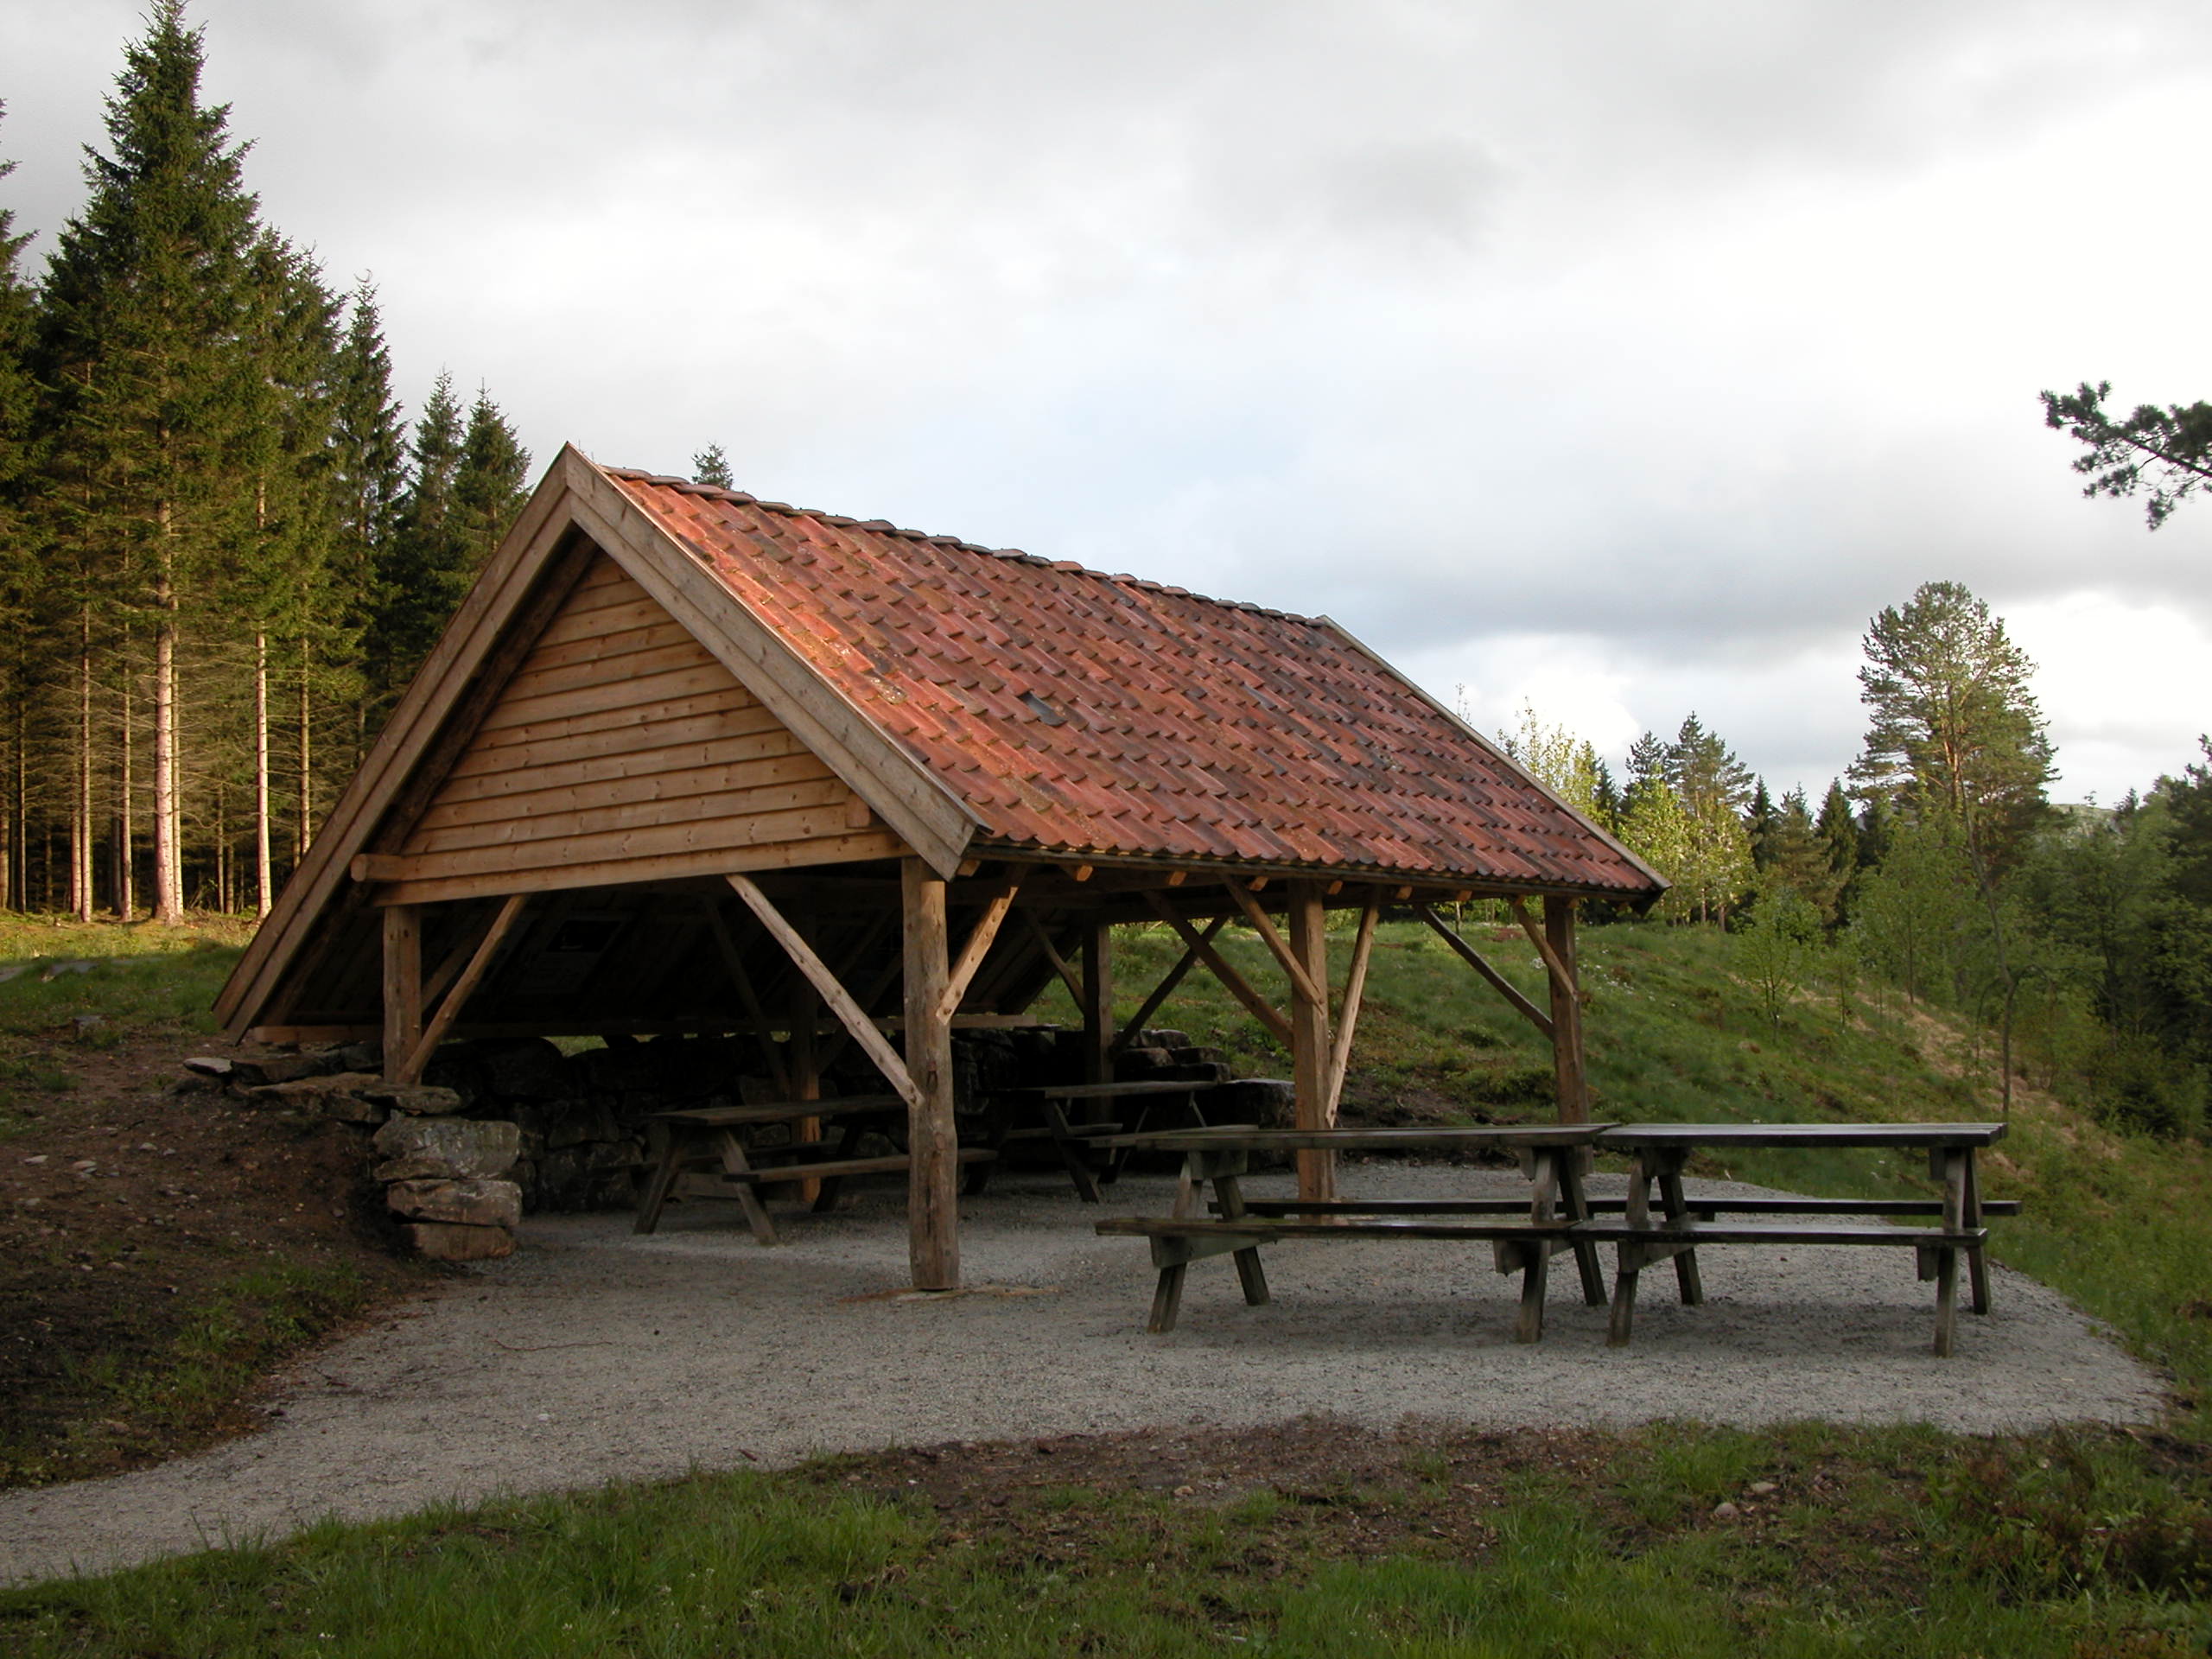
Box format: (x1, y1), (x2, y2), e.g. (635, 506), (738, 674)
(7, 0), (2209, 803)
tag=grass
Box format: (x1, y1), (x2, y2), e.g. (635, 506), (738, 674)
(6, 910), (2212, 1651)
(3, 1422), (2206, 1656)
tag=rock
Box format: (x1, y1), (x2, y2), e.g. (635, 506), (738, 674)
(41, 960), (97, 982)
(181, 1057), (236, 1081)
(1747, 1481), (1777, 1497)
(243, 1072), (390, 1123)
(403, 1221), (516, 1262)
(543, 1102), (621, 1151)
(472, 1037), (574, 1099)
(1115, 1046), (1173, 1077)
(255, 1052), (342, 1085)
(372, 1116), (520, 1179)
(1711, 1501), (1741, 1522)
(1216, 1077), (1297, 1128)
(359, 1082), (466, 1116)
(327, 1042), (382, 1073)
(386, 1178), (522, 1228)
(69, 1014), (106, 1036)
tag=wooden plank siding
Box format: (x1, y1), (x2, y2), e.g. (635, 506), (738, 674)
(381, 555), (905, 902)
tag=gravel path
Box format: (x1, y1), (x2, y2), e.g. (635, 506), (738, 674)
(0, 1164), (2166, 1585)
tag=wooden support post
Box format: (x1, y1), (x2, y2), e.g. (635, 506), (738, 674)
(381, 904), (422, 1084)
(1080, 919), (1114, 1085)
(902, 859), (960, 1290)
(1287, 880), (1334, 1203)
(789, 902), (823, 1205)
(399, 893), (528, 1084)
(1544, 896), (1589, 1125)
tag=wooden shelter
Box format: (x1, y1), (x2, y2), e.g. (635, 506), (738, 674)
(216, 448), (1666, 1288)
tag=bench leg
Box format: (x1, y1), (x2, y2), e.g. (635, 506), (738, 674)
(1513, 1242), (1549, 1344)
(1551, 1150), (1609, 1306)
(1148, 1263), (1187, 1333)
(1047, 1101), (1104, 1205)
(1231, 1247), (1271, 1306)
(1655, 1156), (1704, 1306)
(1967, 1243), (1991, 1316)
(1934, 1246), (1959, 1357)
(1607, 1246), (1643, 1347)
(632, 1132), (688, 1235)
(710, 1130), (781, 1246)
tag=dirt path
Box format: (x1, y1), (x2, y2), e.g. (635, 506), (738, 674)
(0, 1165), (2165, 1585)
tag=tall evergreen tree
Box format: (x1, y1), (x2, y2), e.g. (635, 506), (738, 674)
(1666, 713), (1754, 822)
(1815, 779), (1860, 918)
(367, 372), (465, 713)
(452, 385), (529, 569)
(0, 105), (38, 908)
(1745, 779), (1780, 869)
(1624, 730), (1668, 806)
(34, 0), (269, 923)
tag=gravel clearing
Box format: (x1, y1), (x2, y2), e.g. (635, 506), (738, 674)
(0, 1162), (2166, 1585)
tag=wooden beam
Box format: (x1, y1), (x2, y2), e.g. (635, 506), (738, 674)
(1080, 920), (1114, 1084)
(1414, 905), (1554, 1040)
(940, 868), (1025, 1021)
(786, 899), (823, 1199)
(1509, 897), (1575, 996)
(420, 902), (501, 1010)
(902, 859), (960, 1290)
(1287, 880), (1335, 1205)
(1544, 896), (1591, 1126)
(398, 894), (529, 1084)
(381, 906), (423, 1084)
(1222, 879), (1327, 1011)
(726, 874), (922, 1113)
(1142, 889), (1294, 1049)
(1110, 915), (1230, 1052)
(366, 828), (910, 907)
(1020, 911), (1088, 1006)
(699, 899), (792, 1096)
(1325, 893), (1381, 1116)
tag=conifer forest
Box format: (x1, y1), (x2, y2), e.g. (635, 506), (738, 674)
(3, 6), (2207, 1144)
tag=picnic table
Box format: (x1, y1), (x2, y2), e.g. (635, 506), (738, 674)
(1588, 1122), (2006, 1355)
(982, 1078), (1223, 1202)
(632, 1094), (994, 1245)
(1092, 1124), (1613, 1342)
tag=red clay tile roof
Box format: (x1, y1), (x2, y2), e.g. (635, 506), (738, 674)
(604, 467), (1664, 899)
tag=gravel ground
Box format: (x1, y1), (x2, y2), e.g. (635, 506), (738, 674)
(0, 1162), (2167, 1585)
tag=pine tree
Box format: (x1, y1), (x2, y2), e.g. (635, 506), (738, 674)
(0, 105), (38, 908)
(453, 386), (529, 569)
(1745, 779), (1780, 870)
(1666, 713), (1754, 822)
(1850, 580), (2053, 868)
(692, 443), (734, 488)
(1816, 779), (1860, 918)
(1624, 730), (1668, 806)
(367, 372), (464, 714)
(34, 0), (269, 923)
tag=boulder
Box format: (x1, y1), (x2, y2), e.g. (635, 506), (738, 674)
(404, 1221), (516, 1262)
(472, 1037), (574, 1099)
(243, 1071), (389, 1123)
(387, 1178), (522, 1229)
(372, 1116), (520, 1179)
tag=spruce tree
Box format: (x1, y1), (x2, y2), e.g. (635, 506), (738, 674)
(1745, 779), (1780, 870)
(34, 0), (268, 923)
(0, 106), (37, 907)
(692, 443), (734, 488)
(453, 385), (530, 569)
(368, 372), (465, 714)
(326, 279), (405, 774)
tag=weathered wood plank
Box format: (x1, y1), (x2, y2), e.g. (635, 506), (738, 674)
(381, 906), (422, 1084)
(420, 749), (834, 824)
(403, 775), (855, 857)
(1325, 892), (1379, 1116)
(475, 661), (742, 734)
(516, 614), (696, 674)
(447, 702), (788, 776)
(495, 637), (721, 705)
(940, 869), (1023, 1020)
(370, 827), (912, 906)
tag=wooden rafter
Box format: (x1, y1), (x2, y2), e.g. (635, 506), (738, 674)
(1142, 889), (1294, 1048)
(1111, 914), (1230, 1052)
(699, 899), (793, 1096)
(1414, 904), (1554, 1039)
(399, 894), (531, 1084)
(1221, 879), (1327, 1011)
(1020, 911), (1088, 1005)
(1324, 892), (1381, 1116)
(940, 867), (1026, 1021)
(726, 874), (922, 1113)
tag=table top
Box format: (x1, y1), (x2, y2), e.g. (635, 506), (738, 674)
(1598, 1122), (2006, 1150)
(1010, 1079), (1226, 1101)
(1102, 1123), (1613, 1153)
(649, 1094), (904, 1128)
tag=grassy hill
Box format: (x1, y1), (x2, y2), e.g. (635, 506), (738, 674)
(2, 912), (2209, 1654)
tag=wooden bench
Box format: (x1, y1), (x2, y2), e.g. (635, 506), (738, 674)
(982, 1079), (1220, 1202)
(1096, 1215), (1583, 1343)
(1094, 1124), (1613, 1343)
(1592, 1122), (2011, 1357)
(1574, 1219), (1990, 1353)
(635, 1095), (994, 1245)
(1236, 1197), (2021, 1218)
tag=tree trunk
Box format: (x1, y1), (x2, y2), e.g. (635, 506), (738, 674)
(117, 652), (134, 921)
(151, 512), (183, 925)
(73, 615), (92, 923)
(296, 648), (313, 861)
(254, 632), (273, 918)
